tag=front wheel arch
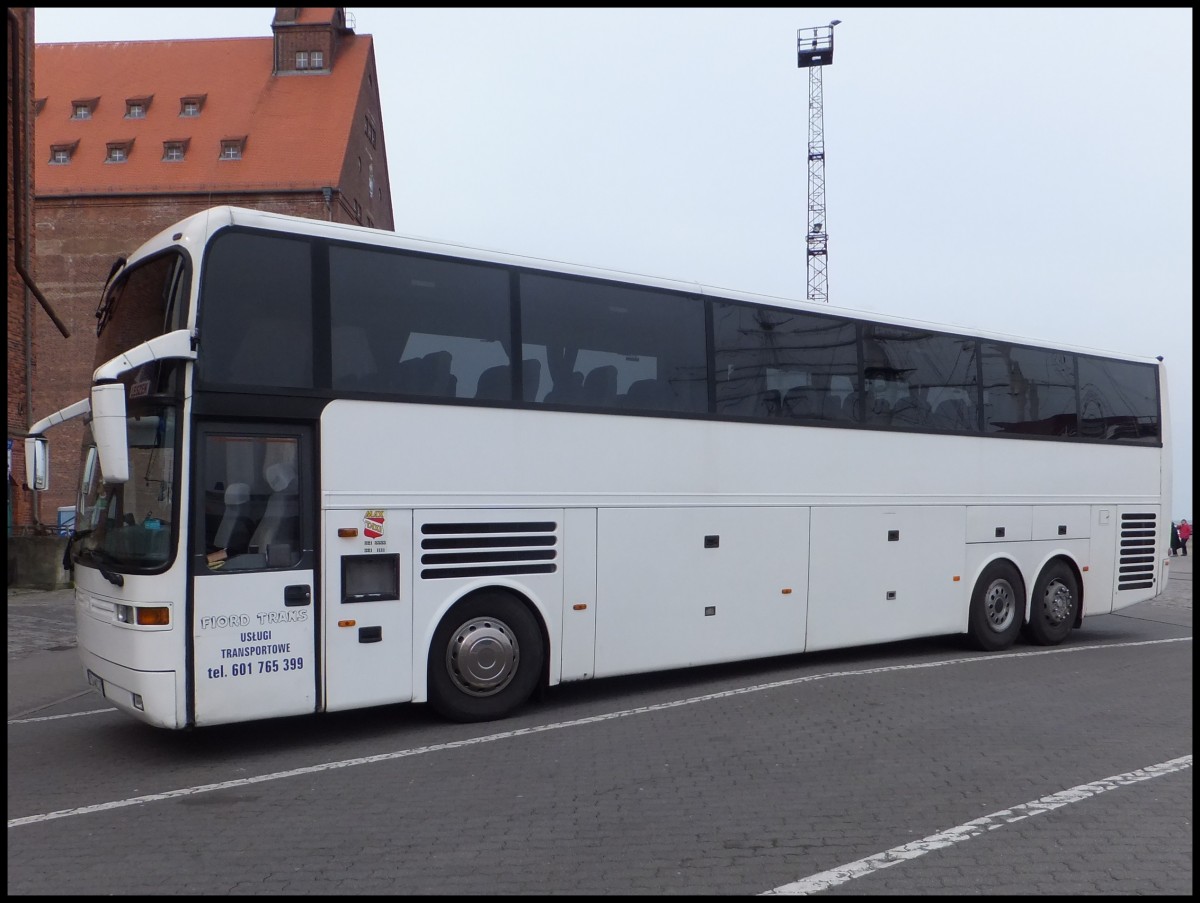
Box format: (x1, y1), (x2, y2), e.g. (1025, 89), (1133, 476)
(425, 587), (548, 723)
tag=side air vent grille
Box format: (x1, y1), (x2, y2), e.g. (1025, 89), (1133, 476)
(420, 521), (558, 580)
(1117, 512), (1157, 591)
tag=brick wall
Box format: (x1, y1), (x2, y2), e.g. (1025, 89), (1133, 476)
(8, 7), (37, 532)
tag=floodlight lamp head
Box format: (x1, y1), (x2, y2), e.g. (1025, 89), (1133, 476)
(830, 19), (842, 26)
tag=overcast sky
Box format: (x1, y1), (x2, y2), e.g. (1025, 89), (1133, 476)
(34, 8), (1193, 516)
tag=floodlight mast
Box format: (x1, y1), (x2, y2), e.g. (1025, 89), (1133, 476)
(797, 20), (840, 303)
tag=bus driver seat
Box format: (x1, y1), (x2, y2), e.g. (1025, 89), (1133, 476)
(248, 462), (299, 566)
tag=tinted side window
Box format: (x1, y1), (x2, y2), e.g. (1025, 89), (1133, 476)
(981, 343), (1077, 436)
(713, 302), (859, 422)
(1078, 356), (1160, 444)
(198, 233), (314, 388)
(863, 325), (979, 431)
(330, 247), (510, 398)
(521, 274), (708, 413)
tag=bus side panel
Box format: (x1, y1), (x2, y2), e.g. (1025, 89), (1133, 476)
(593, 507), (810, 679)
(1082, 506), (1117, 616)
(1111, 505), (1164, 610)
(806, 506), (967, 653)
(559, 507), (597, 682)
(322, 507), (414, 712)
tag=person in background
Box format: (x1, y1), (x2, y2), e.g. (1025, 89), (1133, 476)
(1170, 521), (1182, 556)
(1178, 518), (1191, 556)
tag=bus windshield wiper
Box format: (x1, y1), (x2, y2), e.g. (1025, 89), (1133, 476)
(97, 566), (125, 587)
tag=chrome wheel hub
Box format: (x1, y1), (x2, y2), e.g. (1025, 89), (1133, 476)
(1042, 578), (1074, 627)
(445, 617), (519, 697)
(984, 579), (1016, 632)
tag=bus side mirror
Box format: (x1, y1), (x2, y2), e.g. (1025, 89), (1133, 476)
(91, 382), (130, 484)
(24, 436), (50, 491)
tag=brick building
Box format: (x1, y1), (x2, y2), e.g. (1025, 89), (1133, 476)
(8, 7), (72, 538)
(28, 7), (394, 522)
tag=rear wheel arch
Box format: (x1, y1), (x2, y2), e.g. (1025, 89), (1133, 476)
(967, 557), (1026, 651)
(1026, 556), (1082, 646)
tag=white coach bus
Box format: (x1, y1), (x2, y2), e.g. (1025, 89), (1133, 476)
(25, 206), (1170, 729)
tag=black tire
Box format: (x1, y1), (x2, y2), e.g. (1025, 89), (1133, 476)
(427, 591), (544, 723)
(967, 560), (1024, 651)
(1026, 561), (1079, 646)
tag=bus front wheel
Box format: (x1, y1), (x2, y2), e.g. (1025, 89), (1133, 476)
(1026, 562), (1079, 646)
(427, 591), (544, 723)
(968, 561), (1024, 651)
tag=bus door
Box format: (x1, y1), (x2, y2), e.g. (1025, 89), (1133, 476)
(190, 424), (317, 726)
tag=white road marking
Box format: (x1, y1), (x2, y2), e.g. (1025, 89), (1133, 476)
(8, 635), (1191, 828)
(8, 708), (116, 724)
(764, 754), (1193, 895)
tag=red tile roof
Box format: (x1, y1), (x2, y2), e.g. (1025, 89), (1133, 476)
(35, 34), (374, 196)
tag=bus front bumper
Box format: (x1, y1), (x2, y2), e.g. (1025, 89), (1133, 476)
(79, 648), (180, 729)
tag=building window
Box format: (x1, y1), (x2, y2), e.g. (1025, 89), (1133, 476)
(296, 51), (309, 69)
(219, 137), (246, 161)
(71, 98), (97, 120)
(106, 141), (133, 163)
(125, 95), (152, 118)
(311, 51), (324, 68)
(353, 199), (361, 223)
(364, 115), (376, 148)
(180, 94), (206, 117)
(366, 215), (374, 229)
(49, 142), (77, 165)
(163, 141), (188, 162)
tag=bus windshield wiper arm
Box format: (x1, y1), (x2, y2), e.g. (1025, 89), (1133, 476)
(97, 566), (124, 587)
(62, 527), (94, 570)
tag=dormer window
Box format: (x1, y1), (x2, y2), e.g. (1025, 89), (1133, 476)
(71, 97), (98, 120)
(219, 136), (246, 161)
(295, 50), (325, 71)
(105, 140), (134, 163)
(179, 94), (206, 117)
(125, 95), (153, 119)
(162, 140), (189, 162)
(49, 141), (78, 165)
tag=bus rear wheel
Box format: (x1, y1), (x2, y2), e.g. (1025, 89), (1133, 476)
(968, 561), (1024, 651)
(427, 591), (543, 723)
(1026, 562), (1079, 646)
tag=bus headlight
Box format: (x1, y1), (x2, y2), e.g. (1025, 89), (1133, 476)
(115, 604), (170, 626)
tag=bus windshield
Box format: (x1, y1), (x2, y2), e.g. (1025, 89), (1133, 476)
(75, 405), (179, 572)
(96, 249), (189, 364)
(71, 248), (190, 574)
